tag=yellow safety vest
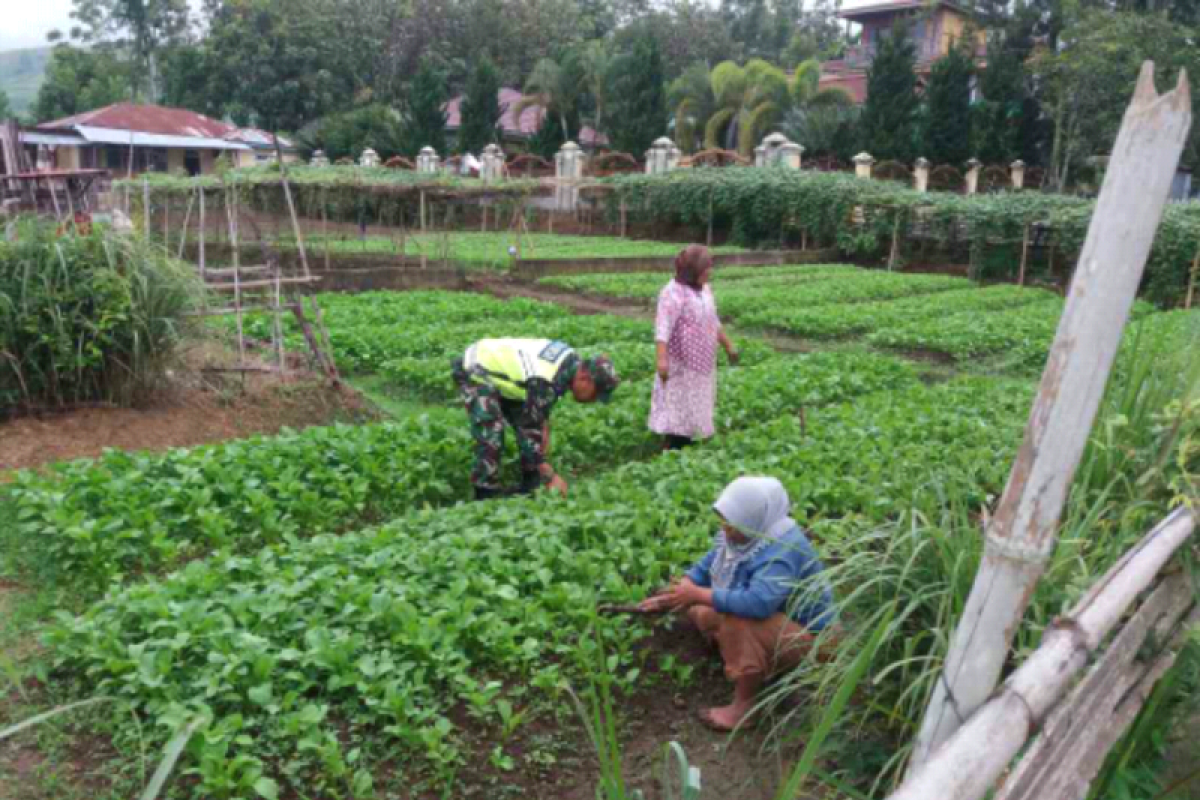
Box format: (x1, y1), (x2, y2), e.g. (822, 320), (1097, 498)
(463, 338), (574, 401)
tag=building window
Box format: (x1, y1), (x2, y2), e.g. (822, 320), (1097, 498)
(185, 150), (201, 176)
(81, 146), (98, 169)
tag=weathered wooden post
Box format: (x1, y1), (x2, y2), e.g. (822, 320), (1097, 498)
(908, 63), (1192, 770)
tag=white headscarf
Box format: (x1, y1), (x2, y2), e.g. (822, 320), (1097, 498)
(709, 477), (797, 590)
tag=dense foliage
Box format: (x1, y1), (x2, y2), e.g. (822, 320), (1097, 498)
(923, 42), (974, 167)
(0, 218), (199, 413)
(457, 57), (504, 154)
(595, 168), (1200, 306)
(857, 21), (919, 163)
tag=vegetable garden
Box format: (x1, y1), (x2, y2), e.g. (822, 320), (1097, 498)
(2, 256), (1198, 799)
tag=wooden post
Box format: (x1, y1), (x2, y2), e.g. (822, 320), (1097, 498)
(199, 188), (206, 279)
(163, 194), (170, 244)
(620, 199), (628, 239)
(142, 177), (150, 235)
(887, 211), (902, 271)
(1018, 224), (1031, 286)
(707, 188), (714, 248)
(1186, 243), (1200, 308)
(177, 190), (195, 260)
(48, 177), (63, 222)
(274, 133), (312, 280)
(891, 508), (1197, 800)
(226, 188), (245, 363)
(909, 63), (1192, 770)
(420, 189), (427, 234)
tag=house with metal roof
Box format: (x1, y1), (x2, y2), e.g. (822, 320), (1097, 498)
(818, 0), (987, 103)
(21, 103), (297, 176)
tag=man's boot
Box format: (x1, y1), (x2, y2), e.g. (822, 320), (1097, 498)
(474, 485), (501, 501)
(517, 471), (542, 496)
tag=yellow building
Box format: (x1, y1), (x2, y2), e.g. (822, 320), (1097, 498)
(20, 102), (297, 176)
(819, 0), (988, 104)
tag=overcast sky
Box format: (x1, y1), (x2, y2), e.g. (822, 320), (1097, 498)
(0, 0), (868, 52)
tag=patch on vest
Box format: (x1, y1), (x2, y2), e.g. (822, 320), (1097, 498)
(538, 340), (571, 364)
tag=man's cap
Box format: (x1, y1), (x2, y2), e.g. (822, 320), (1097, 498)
(583, 355), (620, 403)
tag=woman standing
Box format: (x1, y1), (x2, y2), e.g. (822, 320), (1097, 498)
(649, 245), (738, 450)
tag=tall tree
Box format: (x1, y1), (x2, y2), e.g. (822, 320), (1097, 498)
(923, 42), (974, 165)
(402, 57), (449, 156)
(1029, 9), (1200, 188)
(972, 35), (1031, 165)
(458, 57), (503, 154)
(33, 45), (131, 122)
(314, 104), (406, 161)
(605, 29), (667, 154)
(64, 0), (192, 101)
(857, 21), (920, 162)
(705, 58), (790, 155)
(668, 61), (716, 152)
(203, 0), (344, 132)
(0, 91), (12, 121)
(512, 54), (585, 142)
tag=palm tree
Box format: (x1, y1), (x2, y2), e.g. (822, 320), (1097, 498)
(511, 57), (583, 143)
(579, 41), (613, 143)
(668, 62), (716, 153)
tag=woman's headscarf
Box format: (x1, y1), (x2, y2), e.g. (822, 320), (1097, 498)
(709, 477), (797, 589)
(674, 244), (712, 290)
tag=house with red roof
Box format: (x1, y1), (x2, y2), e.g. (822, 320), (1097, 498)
(20, 103), (297, 176)
(819, 0), (987, 103)
(443, 87), (607, 152)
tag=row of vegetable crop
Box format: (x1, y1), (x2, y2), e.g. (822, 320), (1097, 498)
(8, 351), (914, 595)
(597, 168), (1200, 306)
(41, 376), (1031, 800)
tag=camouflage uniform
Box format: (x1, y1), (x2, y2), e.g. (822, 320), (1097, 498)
(451, 354), (578, 492)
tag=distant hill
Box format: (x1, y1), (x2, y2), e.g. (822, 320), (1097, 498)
(0, 46), (52, 118)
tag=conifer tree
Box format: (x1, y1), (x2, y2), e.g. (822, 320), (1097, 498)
(857, 21), (919, 162)
(923, 42), (974, 165)
(458, 57), (503, 154)
(402, 58), (448, 157)
(605, 31), (667, 155)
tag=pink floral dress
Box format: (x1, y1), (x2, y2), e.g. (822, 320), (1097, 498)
(649, 280), (721, 439)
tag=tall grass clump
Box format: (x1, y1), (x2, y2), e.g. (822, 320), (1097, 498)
(758, 309), (1200, 796)
(0, 217), (201, 414)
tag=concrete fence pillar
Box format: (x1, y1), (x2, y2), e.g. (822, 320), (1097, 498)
(965, 158), (982, 194)
(481, 144), (505, 182)
(416, 147), (440, 174)
(645, 137), (681, 175)
(756, 132), (804, 169)
(359, 147), (380, 168)
(311, 150), (330, 167)
(853, 152), (875, 179)
(914, 157), (930, 192)
(554, 141), (586, 210)
(1010, 159), (1027, 190)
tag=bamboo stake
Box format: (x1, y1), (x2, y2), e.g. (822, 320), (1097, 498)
(177, 190), (195, 260)
(274, 133), (311, 280)
(420, 189), (427, 234)
(273, 267), (285, 371)
(1186, 242), (1200, 308)
(48, 177), (63, 222)
(226, 188), (245, 363)
(1018, 224), (1030, 286)
(163, 195), (169, 244)
(142, 176), (150, 235)
(199, 188), (206, 280)
(887, 211), (902, 271)
(909, 63), (1193, 770)
(891, 507), (1197, 800)
(620, 199), (627, 239)
(707, 188), (714, 248)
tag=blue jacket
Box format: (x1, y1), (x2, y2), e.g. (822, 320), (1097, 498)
(686, 526), (836, 630)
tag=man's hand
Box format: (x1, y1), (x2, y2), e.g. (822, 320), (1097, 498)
(638, 577), (701, 612)
(726, 346), (740, 366)
(547, 474), (568, 497)
(656, 356), (670, 384)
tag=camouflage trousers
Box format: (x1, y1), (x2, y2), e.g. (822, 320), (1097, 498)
(451, 358), (545, 490)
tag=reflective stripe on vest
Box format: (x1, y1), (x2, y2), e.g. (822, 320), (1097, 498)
(463, 339), (574, 400)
